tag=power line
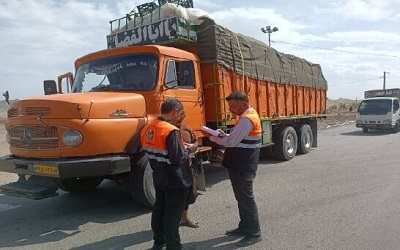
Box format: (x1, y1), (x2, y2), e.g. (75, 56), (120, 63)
(274, 40), (400, 59)
(334, 77), (381, 86)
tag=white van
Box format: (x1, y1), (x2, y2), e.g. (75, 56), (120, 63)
(356, 97), (400, 133)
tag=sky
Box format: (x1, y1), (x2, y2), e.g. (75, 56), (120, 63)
(1, 0), (400, 101)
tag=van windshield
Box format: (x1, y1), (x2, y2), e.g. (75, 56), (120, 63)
(72, 53), (158, 92)
(358, 99), (392, 115)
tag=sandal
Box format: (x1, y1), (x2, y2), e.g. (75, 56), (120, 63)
(180, 220), (199, 228)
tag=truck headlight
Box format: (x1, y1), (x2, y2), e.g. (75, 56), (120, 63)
(5, 131), (10, 144)
(62, 130), (82, 147)
(382, 119), (390, 124)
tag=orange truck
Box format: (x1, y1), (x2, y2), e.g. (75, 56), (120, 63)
(0, 1), (327, 207)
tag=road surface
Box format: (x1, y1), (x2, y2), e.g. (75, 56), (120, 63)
(1, 124), (400, 249)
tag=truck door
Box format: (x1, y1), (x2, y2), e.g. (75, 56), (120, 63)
(163, 59), (205, 130)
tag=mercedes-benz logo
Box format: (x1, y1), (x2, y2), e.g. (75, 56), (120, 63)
(19, 128), (32, 145)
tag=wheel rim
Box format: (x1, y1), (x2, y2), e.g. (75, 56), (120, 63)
(285, 134), (295, 154)
(303, 130), (311, 148)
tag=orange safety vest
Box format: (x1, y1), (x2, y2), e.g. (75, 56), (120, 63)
(141, 119), (182, 164)
(236, 108), (262, 148)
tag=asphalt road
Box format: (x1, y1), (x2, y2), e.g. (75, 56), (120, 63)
(1, 124), (400, 250)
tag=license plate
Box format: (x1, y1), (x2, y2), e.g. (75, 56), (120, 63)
(34, 165), (59, 176)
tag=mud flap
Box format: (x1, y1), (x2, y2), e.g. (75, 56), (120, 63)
(0, 175), (59, 200)
(194, 146), (212, 192)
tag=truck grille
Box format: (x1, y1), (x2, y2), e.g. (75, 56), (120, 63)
(24, 107), (51, 116)
(7, 108), (18, 117)
(7, 107), (51, 118)
(9, 126), (59, 150)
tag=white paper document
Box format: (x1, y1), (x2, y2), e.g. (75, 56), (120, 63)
(201, 126), (221, 137)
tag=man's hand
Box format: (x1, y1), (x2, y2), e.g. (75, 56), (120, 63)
(185, 142), (198, 153)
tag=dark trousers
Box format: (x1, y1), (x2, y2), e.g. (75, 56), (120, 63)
(228, 168), (261, 236)
(152, 186), (190, 250)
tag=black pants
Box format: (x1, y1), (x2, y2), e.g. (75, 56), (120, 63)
(152, 186), (190, 250)
(228, 168), (261, 236)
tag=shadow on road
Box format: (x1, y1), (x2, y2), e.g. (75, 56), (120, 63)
(70, 230), (153, 250)
(0, 180), (150, 248)
(340, 130), (396, 136)
(187, 235), (254, 249)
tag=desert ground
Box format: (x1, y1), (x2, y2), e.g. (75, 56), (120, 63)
(0, 102), (17, 183)
(0, 99), (357, 185)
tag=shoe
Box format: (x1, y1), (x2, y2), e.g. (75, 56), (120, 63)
(235, 235), (262, 247)
(151, 243), (165, 250)
(225, 228), (246, 236)
(180, 220), (199, 228)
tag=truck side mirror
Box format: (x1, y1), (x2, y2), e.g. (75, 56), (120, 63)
(43, 80), (58, 95)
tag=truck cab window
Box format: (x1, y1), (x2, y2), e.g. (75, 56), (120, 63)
(165, 60), (178, 88)
(72, 54), (158, 92)
(178, 61), (195, 88)
(164, 60), (195, 89)
(393, 100), (399, 112)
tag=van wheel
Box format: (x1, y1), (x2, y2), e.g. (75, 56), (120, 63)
(296, 124), (313, 154)
(362, 127), (368, 133)
(274, 126), (298, 161)
(391, 121), (399, 133)
(129, 153), (155, 208)
(59, 177), (104, 193)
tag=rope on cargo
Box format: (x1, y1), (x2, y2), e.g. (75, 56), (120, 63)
(233, 33), (245, 91)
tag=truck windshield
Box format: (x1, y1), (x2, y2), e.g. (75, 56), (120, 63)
(72, 53), (158, 92)
(358, 99), (392, 115)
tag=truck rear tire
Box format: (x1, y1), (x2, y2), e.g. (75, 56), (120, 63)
(129, 153), (155, 208)
(274, 126), (298, 161)
(59, 177), (104, 193)
(296, 124), (313, 154)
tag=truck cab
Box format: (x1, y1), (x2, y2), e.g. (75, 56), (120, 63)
(356, 97), (400, 133)
(1, 45), (207, 206)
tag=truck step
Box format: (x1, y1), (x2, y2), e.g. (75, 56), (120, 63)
(0, 176), (59, 200)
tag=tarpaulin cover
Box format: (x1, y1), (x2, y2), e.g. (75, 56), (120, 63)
(196, 18), (327, 90)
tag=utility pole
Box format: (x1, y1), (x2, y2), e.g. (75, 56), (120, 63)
(383, 71), (390, 90)
(261, 26), (279, 47)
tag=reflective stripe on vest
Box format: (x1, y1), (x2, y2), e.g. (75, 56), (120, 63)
(237, 108), (262, 149)
(140, 119), (180, 165)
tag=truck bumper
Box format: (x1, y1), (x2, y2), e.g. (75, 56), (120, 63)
(356, 123), (394, 129)
(0, 154), (131, 179)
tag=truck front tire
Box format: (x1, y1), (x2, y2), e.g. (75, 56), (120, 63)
(129, 153), (155, 208)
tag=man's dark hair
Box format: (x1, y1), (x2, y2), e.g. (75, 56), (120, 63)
(161, 98), (184, 114)
(226, 91), (249, 103)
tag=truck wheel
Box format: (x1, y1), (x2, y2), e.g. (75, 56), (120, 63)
(274, 126), (298, 161)
(296, 124), (313, 154)
(362, 127), (368, 133)
(129, 153), (155, 208)
(59, 177), (104, 193)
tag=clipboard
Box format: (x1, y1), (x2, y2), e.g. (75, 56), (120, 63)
(201, 126), (221, 137)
